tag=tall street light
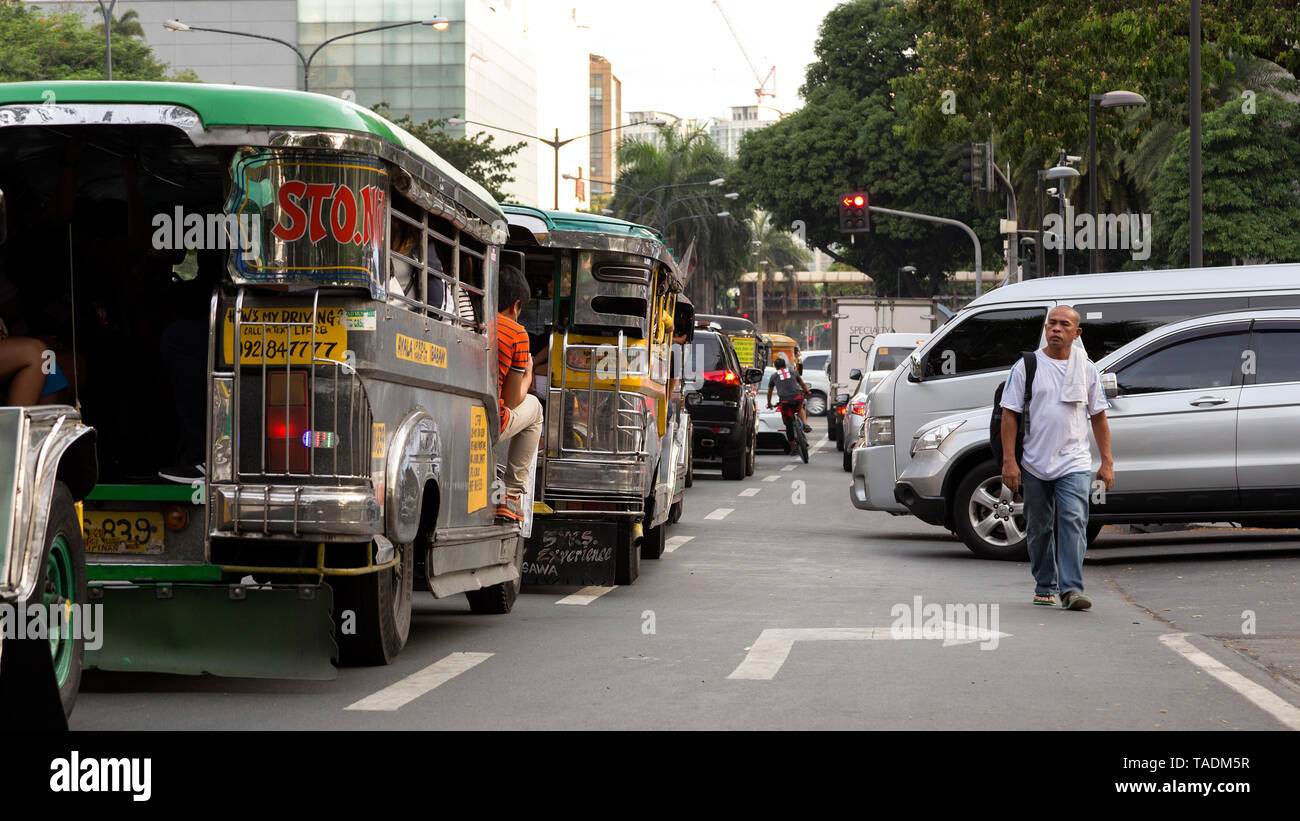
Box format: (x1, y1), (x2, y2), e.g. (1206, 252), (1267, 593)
(164, 17), (450, 92)
(635, 178), (726, 221)
(453, 118), (666, 210)
(1037, 165), (1080, 278)
(646, 191), (739, 230)
(1088, 90), (1147, 274)
(97, 1), (116, 80)
(1190, 0), (1203, 267)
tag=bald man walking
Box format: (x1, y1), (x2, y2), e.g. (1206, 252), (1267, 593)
(999, 306), (1115, 610)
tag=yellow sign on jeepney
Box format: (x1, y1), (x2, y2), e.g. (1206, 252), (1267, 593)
(395, 334), (447, 368)
(467, 406), (489, 514)
(222, 307), (348, 365)
(731, 336), (756, 367)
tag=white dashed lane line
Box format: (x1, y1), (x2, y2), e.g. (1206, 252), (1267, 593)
(1160, 633), (1300, 730)
(762, 475), (780, 482)
(556, 586), (617, 606)
(705, 508), (734, 521)
(739, 488), (761, 497)
(665, 535), (694, 553)
(345, 652), (494, 711)
(781, 465), (796, 472)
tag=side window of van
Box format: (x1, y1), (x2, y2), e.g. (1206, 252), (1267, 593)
(1070, 298), (1248, 361)
(921, 307), (1044, 378)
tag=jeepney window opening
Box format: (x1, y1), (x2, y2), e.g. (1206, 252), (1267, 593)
(386, 193), (486, 333)
(594, 265), (650, 284)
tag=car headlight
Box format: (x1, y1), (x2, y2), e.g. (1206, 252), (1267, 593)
(912, 420), (965, 455)
(866, 416), (893, 446)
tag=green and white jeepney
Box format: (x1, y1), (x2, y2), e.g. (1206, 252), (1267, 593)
(502, 205), (691, 585)
(0, 82), (525, 677)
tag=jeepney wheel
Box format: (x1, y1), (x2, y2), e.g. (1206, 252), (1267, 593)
(466, 536), (523, 614)
(641, 517), (666, 560)
(24, 482), (86, 720)
(668, 498), (683, 525)
(614, 520), (640, 585)
(332, 540), (414, 665)
(685, 442), (695, 488)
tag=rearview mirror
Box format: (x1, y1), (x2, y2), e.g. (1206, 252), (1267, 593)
(849, 368), (862, 381)
(1101, 371), (1118, 399)
(0, 188), (7, 246)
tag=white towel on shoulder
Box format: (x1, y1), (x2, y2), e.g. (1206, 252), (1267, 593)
(1060, 338), (1088, 404)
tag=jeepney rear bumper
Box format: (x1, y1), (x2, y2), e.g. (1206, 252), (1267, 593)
(211, 483), (381, 537)
(542, 458), (647, 505)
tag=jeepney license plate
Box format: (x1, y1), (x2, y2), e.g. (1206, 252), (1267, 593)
(222, 307), (348, 366)
(83, 511), (165, 555)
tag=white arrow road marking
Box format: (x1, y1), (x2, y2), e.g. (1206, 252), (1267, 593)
(346, 652), (493, 711)
(739, 487), (761, 497)
(728, 625), (1013, 681)
(762, 475), (780, 482)
(705, 508), (733, 520)
(665, 535), (694, 553)
(556, 586), (617, 606)
(1159, 633), (1300, 730)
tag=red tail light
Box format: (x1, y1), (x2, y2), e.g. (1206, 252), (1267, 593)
(267, 371), (309, 473)
(702, 370), (740, 386)
(851, 402), (867, 415)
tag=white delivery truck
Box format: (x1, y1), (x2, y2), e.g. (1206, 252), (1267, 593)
(827, 297), (940, 442)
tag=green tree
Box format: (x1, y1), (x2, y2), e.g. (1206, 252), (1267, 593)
(372, 103), (526, 203)
(735, 0), (997, 298)
(97, 9), (144, 39)
(1150, 92), (1300, 266)
(0, 0), (187, 81)
(748, 209), (812, 308)
(610, 125), (751, 309)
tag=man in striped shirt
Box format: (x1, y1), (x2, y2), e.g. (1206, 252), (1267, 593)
(496, 264), (543, 523)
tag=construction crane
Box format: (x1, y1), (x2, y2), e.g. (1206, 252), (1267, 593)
(712, 0), (776, 107)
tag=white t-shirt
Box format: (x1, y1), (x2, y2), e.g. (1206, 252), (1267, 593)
(1000, 350), (1110, 481)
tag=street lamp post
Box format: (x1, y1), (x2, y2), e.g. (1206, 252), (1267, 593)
(1036, 165), (1080, 277)
(1190, 0), (1203, 267)
(646, 191), (739, 231)
(164, 17), (449, 92)
(453, 119), (665, 210)
(1087, 90), (1147, 274)
(897, 265), (916, 299)
(97, 0), (116, 80)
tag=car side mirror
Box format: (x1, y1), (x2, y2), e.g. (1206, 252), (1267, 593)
(908, 354), (923, 382)
(835, 393), (850, 405)
(1101, 371), (1118, 399)
(849, 368), (862, 381)
(743, 367), (764, 385)
(685, 391), (701, 407)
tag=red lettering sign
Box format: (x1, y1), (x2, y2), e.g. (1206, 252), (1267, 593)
(271, 180), (308, 242)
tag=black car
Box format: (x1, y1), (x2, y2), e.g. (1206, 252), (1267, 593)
(683, 327), (761, 480)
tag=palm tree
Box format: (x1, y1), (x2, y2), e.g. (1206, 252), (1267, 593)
(611, 125), (751, 311)
(98, 9), (145, 40)
(747, 210), (811, 315)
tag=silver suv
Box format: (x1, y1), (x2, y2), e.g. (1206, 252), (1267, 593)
(894, 309), (1300, 559)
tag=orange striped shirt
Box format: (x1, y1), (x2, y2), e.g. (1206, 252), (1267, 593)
(497, 313), (530, 428)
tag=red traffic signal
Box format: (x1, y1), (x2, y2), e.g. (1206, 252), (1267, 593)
(838, 191), (870, 233)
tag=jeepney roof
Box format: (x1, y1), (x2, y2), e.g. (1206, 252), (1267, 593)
(0, 81), (504, 222)
(501, 203), (663, 241)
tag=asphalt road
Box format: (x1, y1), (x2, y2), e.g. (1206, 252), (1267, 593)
(73, 435), (1300, 730)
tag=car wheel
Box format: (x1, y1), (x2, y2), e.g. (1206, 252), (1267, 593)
(721, 442), (745, 480)
(744, 427), (756, 476)
(953, 460), (1029, 561)
(843, 444), (853, 472)
(806, 391), (827, 416)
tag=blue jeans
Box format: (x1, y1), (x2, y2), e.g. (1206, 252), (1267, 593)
(1021, 471), (1090, 597)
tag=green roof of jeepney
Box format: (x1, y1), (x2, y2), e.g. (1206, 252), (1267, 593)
(0, 81), (503, 219)
(501, 203), (664, 242)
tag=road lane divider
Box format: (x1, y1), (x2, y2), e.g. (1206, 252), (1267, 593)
(1159, 633), (1300, 730)
(556, 586), (617, 606)
(345, 652), (494, 711)
(739, 488), (761, 497)
(665, 535), (694, 553)
(762, 475), (780, 482)
(704, 508), (734, 521)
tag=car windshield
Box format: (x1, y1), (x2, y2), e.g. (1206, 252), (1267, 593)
(872, 346), (916, 371)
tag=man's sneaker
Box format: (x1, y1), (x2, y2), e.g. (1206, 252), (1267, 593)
(495, 494), (524, 524)
(802, 423), (813, 433)
(159, 463), (205, 484)
(1061, 592), (1092, 611)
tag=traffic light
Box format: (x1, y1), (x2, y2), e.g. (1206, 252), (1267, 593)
(960, 142), (993, 191)
(838, 192), (870, 233)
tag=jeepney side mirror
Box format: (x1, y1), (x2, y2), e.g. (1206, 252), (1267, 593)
(0, 188), (7, 246)
(849, 368), (862, 381)
(743, 367), (764, 385)
(1101, 371), (1119, 399)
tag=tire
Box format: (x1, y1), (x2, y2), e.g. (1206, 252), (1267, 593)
(615, 520), (640, 585)
(466, 537), (523, 614)
(721, 441), (745, 480)
(1086, 521), (1103, 547)
(641, 517), (666, 560)
(19, 483), (86, 720)
(843, 443), (853, 472)
(806, 391), (827, 416)
(836, 428), (845, 451)
(333, 540), (414, 665)
(953, 460), (1028, 560)
(668, 498), (683, 524)
(684, 439), (694, 488)
(744, 427), (756, 476)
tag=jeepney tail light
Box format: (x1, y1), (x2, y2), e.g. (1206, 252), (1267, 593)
(267, 371), (309, 473)
(703, 370), (740, 386)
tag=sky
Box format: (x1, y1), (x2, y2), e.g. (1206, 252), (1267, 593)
(566, 0), (846, 120)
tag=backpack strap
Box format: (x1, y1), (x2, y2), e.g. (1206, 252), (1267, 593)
(1021, 351), (1037, 438)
